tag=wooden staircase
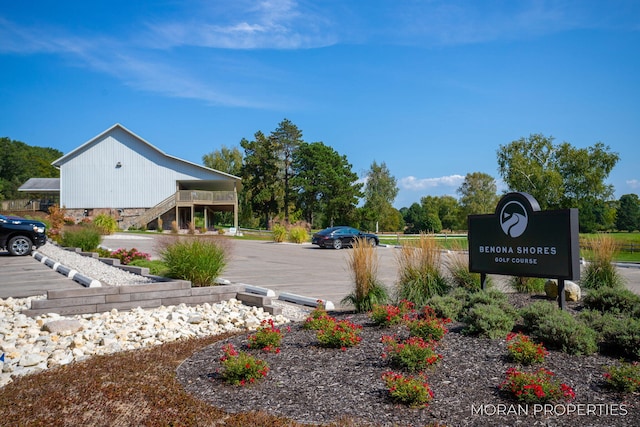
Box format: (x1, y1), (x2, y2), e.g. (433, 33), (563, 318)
(132, 194), (176, 229)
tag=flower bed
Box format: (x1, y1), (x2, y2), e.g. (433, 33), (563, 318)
(177, 296), (639, 427)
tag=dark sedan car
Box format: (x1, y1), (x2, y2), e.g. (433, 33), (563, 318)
(311, 226), (379, 249)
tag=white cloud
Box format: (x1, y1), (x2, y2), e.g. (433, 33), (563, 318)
(399, 174), (465, 191)
(142, 0), (338, 50)
(626, 179), (640, 189)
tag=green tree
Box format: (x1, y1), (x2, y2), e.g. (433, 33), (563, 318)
(377, 203), (404, 232)
(616, 194), (640, 232)
(498, 134), (619, 231)
(0, 137), (62, 200)
(497, 134), (564, 210)
(457, 172), (499, 223)
(240, 131), (282, 228)
(202, 145), (243, 176)
(202, 145), (244, 227)
(437, 195), (462, 231)
(292, 142), (362, 228)
(420, 196), (443, 233)
(401, 202), (441, 233)
(272, 119), (303, 222)
(555, 142), (619, 207)
(401, 203), (426, 234)
(363, 161), (399, 231)
(497, 134), (619, 210)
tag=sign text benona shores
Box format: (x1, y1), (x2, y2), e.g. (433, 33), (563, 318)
(468, 192), (580, 281)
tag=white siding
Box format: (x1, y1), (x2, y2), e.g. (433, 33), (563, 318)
(58, 126), (233, 209)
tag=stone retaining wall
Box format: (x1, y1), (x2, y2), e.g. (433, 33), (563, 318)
(24, 249), (281, 318)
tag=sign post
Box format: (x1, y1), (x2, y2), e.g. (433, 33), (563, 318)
(468, 192), (580, 310)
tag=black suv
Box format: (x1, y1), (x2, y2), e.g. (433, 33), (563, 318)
(0, 214), (47, 256)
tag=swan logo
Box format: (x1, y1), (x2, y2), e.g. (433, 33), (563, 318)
(500, 201), (528, 238)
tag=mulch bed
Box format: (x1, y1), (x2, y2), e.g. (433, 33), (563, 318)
(176, 294), (639, 427)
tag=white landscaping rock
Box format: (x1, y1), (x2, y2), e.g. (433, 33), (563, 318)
(0, 294), (294, 389)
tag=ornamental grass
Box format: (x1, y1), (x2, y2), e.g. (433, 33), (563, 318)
(395, 234), (449, 306)
(342, 237), (388, 313)
(581, 234), (625, 289)
(160, 236), (228, 286)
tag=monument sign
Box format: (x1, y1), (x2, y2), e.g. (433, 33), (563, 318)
(468, 192), (580, 309)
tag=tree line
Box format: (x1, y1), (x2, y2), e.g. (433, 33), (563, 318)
(0, 137), (62, 201)
(2, 123), (638, 233)
(204, 121), (636, 233)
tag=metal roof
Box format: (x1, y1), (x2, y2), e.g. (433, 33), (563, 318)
(18, 178), (60, 193)
(51, 123), (242, 185)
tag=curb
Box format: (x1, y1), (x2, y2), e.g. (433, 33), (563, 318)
(33, 251), (102, 288)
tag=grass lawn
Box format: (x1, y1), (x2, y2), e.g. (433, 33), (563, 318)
(379, 232), (640, 263)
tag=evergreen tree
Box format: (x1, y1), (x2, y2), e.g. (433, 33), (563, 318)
(292, 142), (362, 228)
(240, 131), (282, 228)
(616, 194), (640, 232)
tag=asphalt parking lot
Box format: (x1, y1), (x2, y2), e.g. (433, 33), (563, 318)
(101, 233), (401, 308)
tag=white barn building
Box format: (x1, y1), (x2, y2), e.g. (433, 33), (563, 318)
(47, 124), (241, 231)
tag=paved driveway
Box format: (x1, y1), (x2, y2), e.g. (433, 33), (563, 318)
(0, 251), (82, 298)
(101, 234), (401, 308)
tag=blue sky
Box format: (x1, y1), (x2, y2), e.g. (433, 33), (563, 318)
(1, 0), (639, 209)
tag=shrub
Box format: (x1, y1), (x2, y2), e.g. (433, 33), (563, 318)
(509, 276), (545, 294)
(465, 288), (509, 308)
(287, 226), (308, 244)
(316, 318), (362, 350)
(581, 234), (625, 289)
(272, 223), (286, 243)
(59, 226), (102, 251)
(381, 335), (441, 372)
(583, 286), (640, 316)
(445, 249), (489, 291)
(382, 371), (433, 408)
(506, 332), (548, 365)
(218, 344), (269, 386)
(463, 288), (516, 319)
(425, 294), (464, 321)
(160, 237), (227, 286)
(382, 371), (434, 408)
(157, 217), (163, 232)
(603, 361), (640, 392)
(110, 247), (151, 265)
(463, 303), (515, 339)
(370, 300), (415, 327)
(342, 237), (388, 313)
(247, 319), (283, 353)
(406, 310), (450, 342)
(395, 234), (450, 307)
(128, 259), (170, 276)
(302, 301), (333, 331)
(170, 220), (179, 234)
(500, 367), (575, 403)
(92, 214), (119, 235)
(519, 301), (598, 355)
(600, 315), (640, 360)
